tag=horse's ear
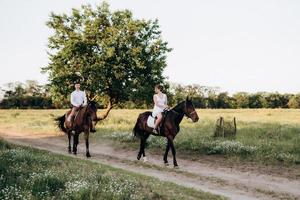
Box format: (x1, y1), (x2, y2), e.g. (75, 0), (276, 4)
(85, 91), (91, 101)
(186, 96), (189, 101)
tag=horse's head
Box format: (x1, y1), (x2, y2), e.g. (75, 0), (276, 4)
(87, 100), (100, 132)
(184, 96), (199, 122)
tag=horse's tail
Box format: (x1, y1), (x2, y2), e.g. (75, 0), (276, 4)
(55, 115), (67, 133)
(132, 117), (142, 138)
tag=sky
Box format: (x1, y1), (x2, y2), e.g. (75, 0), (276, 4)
(0, 0), (299, 94)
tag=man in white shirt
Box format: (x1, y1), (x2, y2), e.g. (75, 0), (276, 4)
(67, 82), (87, 123)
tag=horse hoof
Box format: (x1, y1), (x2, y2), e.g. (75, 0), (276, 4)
(86, 153), (91, 158)
(143, 156), (148, 162)
(164, 162), (169, 167)
(73, 152), (77, 155)
(174, 165), (179, 169)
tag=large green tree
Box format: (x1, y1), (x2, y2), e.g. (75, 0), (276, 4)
(42, 3), (171, 115)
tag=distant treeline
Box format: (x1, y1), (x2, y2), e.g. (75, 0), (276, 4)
(166, 83), (300, 109)
(0, 81), (53, 109)
(0, 81), (299, 109)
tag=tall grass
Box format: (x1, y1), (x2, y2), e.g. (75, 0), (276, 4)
(94, 109), (300, 164)
(0, 109), (299, 164)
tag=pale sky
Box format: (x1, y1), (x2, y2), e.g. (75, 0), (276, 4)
(0, 0), (299, 94)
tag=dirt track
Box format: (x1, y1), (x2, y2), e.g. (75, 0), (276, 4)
(1, 130), (299, 200)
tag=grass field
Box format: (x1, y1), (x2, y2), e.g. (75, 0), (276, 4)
(0, 109), (299, 165)
(0, 139), (224, 200)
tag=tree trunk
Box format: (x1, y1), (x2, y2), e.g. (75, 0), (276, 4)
(98, 100), (113, 120)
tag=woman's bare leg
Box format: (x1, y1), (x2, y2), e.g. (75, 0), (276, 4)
(154, 113), (162, 129)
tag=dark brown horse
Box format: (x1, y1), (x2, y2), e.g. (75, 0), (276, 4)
(55, 101), (99, 157)
(133, 97), (199, 167)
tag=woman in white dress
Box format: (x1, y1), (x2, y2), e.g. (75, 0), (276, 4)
(152, 84), (168, 133)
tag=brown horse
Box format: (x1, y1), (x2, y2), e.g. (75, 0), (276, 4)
(133, 97), (199, 167)
(55, 101), (99, 157)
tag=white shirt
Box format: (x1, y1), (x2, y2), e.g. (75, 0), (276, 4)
(71, 90), (87, 107)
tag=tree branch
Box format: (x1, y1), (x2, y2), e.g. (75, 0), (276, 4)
(98, 98), (113, 120)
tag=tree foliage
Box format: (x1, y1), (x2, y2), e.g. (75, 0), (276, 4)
(1, 81), (299, 109)
(233, 92), (249, 108)
(0, 81), (53, 109)
(169, 83), (300, 109)
(42, 3), (171, 111)
(288, 95), (300, 108)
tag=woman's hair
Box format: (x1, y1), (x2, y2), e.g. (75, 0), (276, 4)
(155, 84), (163, 91)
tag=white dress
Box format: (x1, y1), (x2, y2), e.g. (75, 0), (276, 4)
(152, 94), (167, 117)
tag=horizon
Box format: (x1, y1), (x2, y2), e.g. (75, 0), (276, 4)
(0, 0), (299, 94)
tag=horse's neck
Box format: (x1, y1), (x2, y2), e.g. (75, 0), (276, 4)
(174, 112), (184, 125)
(171, 102), (185, 125)
(75, 106), (88, 125)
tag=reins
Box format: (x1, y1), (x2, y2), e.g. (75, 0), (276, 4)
(171, 101), (196, 119)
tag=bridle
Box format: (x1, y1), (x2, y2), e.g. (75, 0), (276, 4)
(187, 110), (197, 119)
(184, 101), (197, 119)
(170, 101), (197, 119)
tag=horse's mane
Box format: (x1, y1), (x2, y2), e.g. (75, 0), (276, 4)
(171, 101), (186, 113)
(87, 101), (97, 110)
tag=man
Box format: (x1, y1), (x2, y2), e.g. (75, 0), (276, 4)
(67, 82), (87, 124)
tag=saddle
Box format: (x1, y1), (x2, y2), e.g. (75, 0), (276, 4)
(66, 107), (82, 127)
(147, 109), (169, 135)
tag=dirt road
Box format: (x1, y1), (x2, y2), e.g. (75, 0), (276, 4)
(1, 130), (299, 200)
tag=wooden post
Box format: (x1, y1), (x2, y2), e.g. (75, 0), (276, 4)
(233, 117), (237, 136)
(220, 117), (225, 137)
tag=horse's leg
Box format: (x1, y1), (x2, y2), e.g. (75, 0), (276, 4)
(72, 133), (76, 154)
(169, 138), (178, 167)
(67, 131), (72, 153)
(84, 131), (91, 158)
(73, 133), (79, 155)
(75, 133), (79, 153)
(163, 139), (170, 165)
(142, 133), (150, 162)
(137, 136), (143, 160)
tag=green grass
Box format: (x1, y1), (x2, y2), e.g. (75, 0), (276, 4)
(0, 109), (299, 165)
(0, 139), (224, 200)
(95, 109), (300, 165)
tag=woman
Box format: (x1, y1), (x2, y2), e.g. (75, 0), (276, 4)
(152, 84), (168, 134)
